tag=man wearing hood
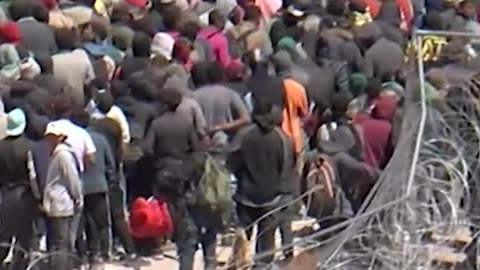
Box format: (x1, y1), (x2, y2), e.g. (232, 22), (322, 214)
(228, 97), (296, 267)
(270, 50), (310, 88)
(356, 21), (404, 79)
(318, 18), (365, 73)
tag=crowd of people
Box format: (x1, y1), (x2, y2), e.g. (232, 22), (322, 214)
(0, 0), (479, 269)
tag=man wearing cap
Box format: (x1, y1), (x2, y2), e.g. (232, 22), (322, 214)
(43, 121), (83, 270)
(0, 108), (39, 270)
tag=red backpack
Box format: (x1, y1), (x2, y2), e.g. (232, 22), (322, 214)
(129, 197), (173, 239)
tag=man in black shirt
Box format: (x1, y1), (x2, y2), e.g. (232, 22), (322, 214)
(0, 108), (39, 270)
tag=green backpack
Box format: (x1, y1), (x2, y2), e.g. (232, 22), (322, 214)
(197, 154), (231, 213)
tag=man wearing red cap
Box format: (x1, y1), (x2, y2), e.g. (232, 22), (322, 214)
(0, 21), (21, 44)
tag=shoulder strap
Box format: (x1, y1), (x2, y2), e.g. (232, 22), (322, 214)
(317, 154), (336, 198)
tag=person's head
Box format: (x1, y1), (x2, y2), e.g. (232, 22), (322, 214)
(5, 108), (27, 138)
(35, 54), (54, 74)
(172, 38), (192, 65)
(132, 31), (152, 57)
(207, 62), (226, 83)
(40, 0), (57, 10)
(91, 20), (109, 42)
(50, 94), (74, 119)
(326, 0), (348, 16)
(127, 71), (157, 101)
(160, 87), (182, 111)
(54, 27), (80, 51)
(226, 61), (247, 82)
(423, 11), (445, 30)
(180, 21), (201, 42)
(44, 122), (68, 153)
(209, 9), (227, 30)
(151, 32), (175, 61)
(365, 77), (383, 100)
(244, 5), (261, 24)
(228, 6), (244, 25)
(111, 4), (132, 24)
(330, 92), (351, 120)
(349, 73), (368, 98)
(9, 0), (35, 21)
(95, 90), (114, 114)
(459, 0), (476, 20)
(191, 61), (212, 87)
(162, 5), (181, 31)
(0, 21), (21, 44)
(32, 2), (49, 23)
(349, 0), (367, 13)
(70, 108), (90, 128)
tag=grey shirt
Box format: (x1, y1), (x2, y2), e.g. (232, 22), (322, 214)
(43, 143), (82, 217)
(192, 84), (250, 130)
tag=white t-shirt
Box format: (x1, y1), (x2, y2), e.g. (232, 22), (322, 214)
(48, 119), (96, 172)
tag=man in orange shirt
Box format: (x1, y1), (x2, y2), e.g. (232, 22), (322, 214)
(282, 78), (308, 173)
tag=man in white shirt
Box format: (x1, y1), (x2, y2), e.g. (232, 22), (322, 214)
(50, 95), (96, 172)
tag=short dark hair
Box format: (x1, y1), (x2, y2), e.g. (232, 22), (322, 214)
(180, 21), (201, 41)
(162, 5), (181, 31)
(191, 61), (212, 87)
(127, 71), (157, 101)
(55, 28), (79, 50)
(423, 11), (445, 31)
(209, 9), (226, 27)
(96, 91), (114, 114)
(9, 0), (34, 21)
(366, 77), (383, 99)
(244, 5), (261, 22)
(70, 109), (90, 128)
(160, 87), (182, 111)
(50, 94), (74, 119)
(33, 2), (49, 22)
(326, 0), (347, 16)
(330, 92), (351, 115)
(131, 31), (152, 57)
(207, 62), (226, 83)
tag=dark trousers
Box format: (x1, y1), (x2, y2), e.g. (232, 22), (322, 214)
(168, 202), (220, 270)
(237, 197), (294, 266)
(109, 186), (135, 255)
(0, 186), (36, 270)
(77, 193), (110, 261)
(47, 216), (73, 270)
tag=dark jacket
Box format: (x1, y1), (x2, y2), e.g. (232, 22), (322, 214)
(82, 131), (117, 194)
(0, 136), (31, 187)
(16, 17), (57, 58)
(230, 113), (295, 205)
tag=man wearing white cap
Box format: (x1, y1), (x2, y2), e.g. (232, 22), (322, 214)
(43, 121), (83, 270)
